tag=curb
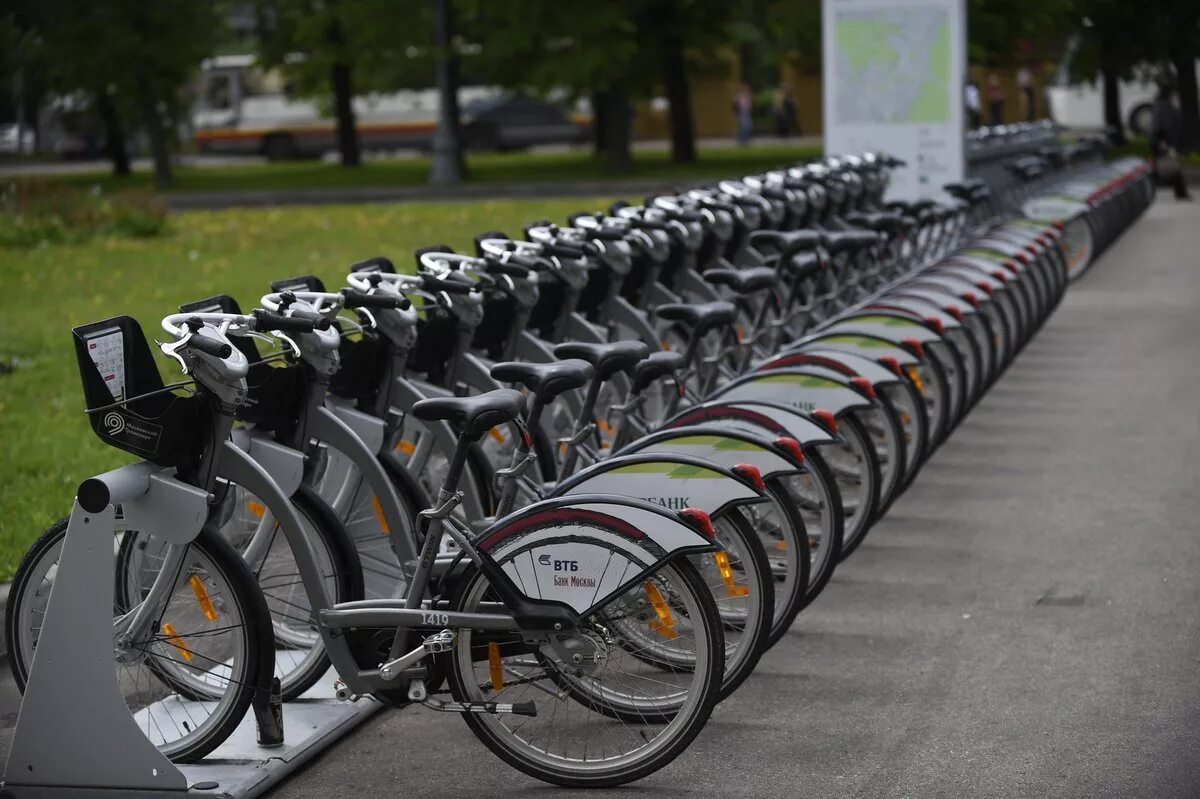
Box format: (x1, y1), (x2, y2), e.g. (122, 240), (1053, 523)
(164, 177), (702, 212)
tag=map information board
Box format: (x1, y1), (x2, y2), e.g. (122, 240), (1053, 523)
(823, 0), (965, 200)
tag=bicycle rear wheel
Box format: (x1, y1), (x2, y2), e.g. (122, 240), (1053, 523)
(447, 558), (723, 787)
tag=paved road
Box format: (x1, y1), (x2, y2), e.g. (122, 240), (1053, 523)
(0, 198), (1195, 797)
(267, 197), (1200, 798)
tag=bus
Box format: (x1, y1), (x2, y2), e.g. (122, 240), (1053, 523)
(193, 55), (591, 159)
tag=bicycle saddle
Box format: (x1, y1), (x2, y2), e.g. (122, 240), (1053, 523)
(631, 350), (686, 395)
(553, 340), (649, 380)
(819, 230), (880, 254)
(491, 359), (593, 403)
(748, 229), (822, 258)
(703, 266), (778, 295)
(784, 251), (823, 281)
(412, 388), (526, 437)
(844, 212), (907, 235)
(655, 301), (737, 335)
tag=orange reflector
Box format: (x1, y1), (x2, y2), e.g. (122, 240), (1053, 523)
(734, 325), (745, 344)
(904, 366), (925, 395)
(371, 496), (390, 535)
(597, 418), (615, 435)
(644, 581), (678, 639)
(775, 540), (788, 552)
(247, 501), (266, 519)
(489, 427), (506, 444)
(396, 440), (416, 455)
(715, 551), (750, 597)
(188, 575), (218, 622)
(488, 641), (504, 690)
(161, 623), (192, 662)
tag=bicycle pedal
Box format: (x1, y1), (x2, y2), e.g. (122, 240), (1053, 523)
(423, 628), (456, 654)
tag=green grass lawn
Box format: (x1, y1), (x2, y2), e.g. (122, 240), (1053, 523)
(0, 196), (622, 580)
(44, 144), (823, 194)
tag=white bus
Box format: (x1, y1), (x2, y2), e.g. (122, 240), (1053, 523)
(193, 55), (590, 159)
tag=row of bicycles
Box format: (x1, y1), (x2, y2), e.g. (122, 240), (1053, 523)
(6, 143), (1155, 789)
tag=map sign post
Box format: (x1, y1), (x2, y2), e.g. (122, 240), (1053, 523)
(822, 0), (967, 200)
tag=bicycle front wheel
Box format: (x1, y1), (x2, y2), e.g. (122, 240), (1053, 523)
(6, 518), (269, 762)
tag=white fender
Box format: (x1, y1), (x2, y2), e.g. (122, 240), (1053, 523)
(476, 498), (714, 616)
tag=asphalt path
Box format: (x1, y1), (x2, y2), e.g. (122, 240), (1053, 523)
(0, 197), (1196, 798)
(268, 197), (1200, 798)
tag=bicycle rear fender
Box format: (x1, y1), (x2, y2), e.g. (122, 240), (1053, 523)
(616, 425), (801, 479)
(820, 313), (944, 347)
(475, 495), (717, 617)
(664, 399), (838, 446)
(790, 333), (920, 369)
(754, 350), (906, 388)
(550, 453), (765, 518)
(713, 369), (875, 417)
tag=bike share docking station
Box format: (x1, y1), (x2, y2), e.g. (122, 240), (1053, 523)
(1, 467), (382, 799)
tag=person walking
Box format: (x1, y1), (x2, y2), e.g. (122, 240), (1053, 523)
(1018, 67), (1036, 121)
(986, 74), (1005, 126)
(772, 85), (799, 138)
(965, 80), (982, 129)
(1150, 86), (1192, 200)
(734, 83), (753, 145)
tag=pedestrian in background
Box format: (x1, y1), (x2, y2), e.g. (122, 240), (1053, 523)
(1150, 86), (1192, 200)
(772, 85), (798, 138)
(734, 83), (753, 145)
(965, 80), (981, 129)
(986, 74), (1005, 126)
(1018, 67), (1036, 121)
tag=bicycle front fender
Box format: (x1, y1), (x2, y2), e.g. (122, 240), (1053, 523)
(475, 495), (717, 618)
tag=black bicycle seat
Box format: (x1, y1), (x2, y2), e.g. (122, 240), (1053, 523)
(553, 340), (649, 380)
(491, 359), (593, 403)
(655, 301), (738, 334)
(411, 389), (526, 437)
(631, 350), (686, 395)
(749, 229), (822, 258)
(703, 266), (778, 295)
(845, 212), (906, 234)
(784, 251), (823, 280)
(820, 230), (880, 254)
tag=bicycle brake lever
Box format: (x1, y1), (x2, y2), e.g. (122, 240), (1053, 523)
(159, 338), (192, 375)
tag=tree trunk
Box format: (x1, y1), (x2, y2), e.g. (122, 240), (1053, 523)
(661, 26), (696, 164)
(134, 74), (172, 189)
(429, 0), (466, 184)
(330, 61), (361, 167)
(95, 89), (131, 176)
(591, 91), (608, 155)
(1100, 59), (1125, 146)
(602, 82), (632, 174)
(1171, 47), (1199, 152)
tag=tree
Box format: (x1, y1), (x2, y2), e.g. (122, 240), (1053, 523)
(463, 2), (641, 171)
(429, 0), (466, 184)
(12, 0), (221, 186)
(255, 0), (432, 168)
